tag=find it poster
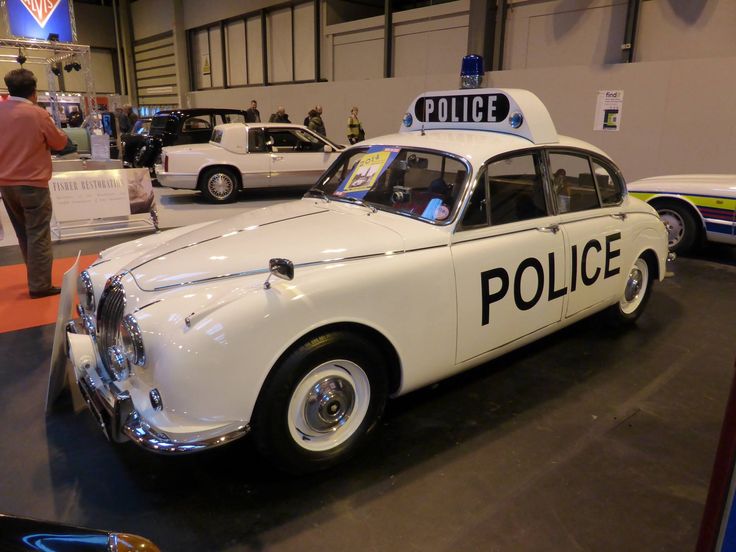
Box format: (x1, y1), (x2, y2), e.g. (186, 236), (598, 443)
(594, 90), (624, 131)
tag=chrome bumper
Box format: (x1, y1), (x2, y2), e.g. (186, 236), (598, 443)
(66, 326), (250, 454)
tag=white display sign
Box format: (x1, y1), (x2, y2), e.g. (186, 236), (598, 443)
(91, 133), (111, 160)
(594, 90), (624, 131)
(49, 170), (131, 222)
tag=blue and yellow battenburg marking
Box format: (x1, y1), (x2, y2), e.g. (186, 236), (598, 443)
(630, 191), (736, 235)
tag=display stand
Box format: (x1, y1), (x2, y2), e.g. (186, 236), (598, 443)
(49, 168), (159, 241)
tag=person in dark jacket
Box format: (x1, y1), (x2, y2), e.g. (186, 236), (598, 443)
(246, 100), (261, 123)
(307, 105), (326, 136)
(269, 106), (290, 123)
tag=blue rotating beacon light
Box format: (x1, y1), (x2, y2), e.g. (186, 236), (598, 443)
(460, 54), (484, 89)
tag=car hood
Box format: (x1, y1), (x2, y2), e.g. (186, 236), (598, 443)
(126, 201), (408, 291)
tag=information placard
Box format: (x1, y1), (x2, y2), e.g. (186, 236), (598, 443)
(594, 90), (624, 131)
(49, 170), (131, 222)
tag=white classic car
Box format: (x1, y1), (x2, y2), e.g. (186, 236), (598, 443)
(155, 123), (343, 203)
(65, 87), (669, 473)
(627, 175), (736, 253)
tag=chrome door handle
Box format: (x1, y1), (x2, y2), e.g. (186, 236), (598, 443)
(537, 224), (560, 234)
(271, 155), (284, 161)
(610, 213), (627, 220)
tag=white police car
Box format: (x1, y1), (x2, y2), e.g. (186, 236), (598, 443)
(64, 86), (668, 473)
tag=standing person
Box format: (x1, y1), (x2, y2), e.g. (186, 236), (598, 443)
(347, 106), (364, 144)
(246, 100), (261, 123)
(123, 103), (138, 127)
(269, 106), (290, 123)
(0, 69), (68, 298)
(308, 105), (326, 137)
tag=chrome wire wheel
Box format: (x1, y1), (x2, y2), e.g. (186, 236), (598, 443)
(620, 258), (649, 315)
(658, 208), (685, 249)
(207, 172), (235, 201)
(287, 360), (371, 452)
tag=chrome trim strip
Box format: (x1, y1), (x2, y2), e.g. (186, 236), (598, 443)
(127, 210), (327, 272)
(135, 244), (449, 291)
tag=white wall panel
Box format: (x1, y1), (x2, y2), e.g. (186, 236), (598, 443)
(191, 29), (211, 89)
(294, 2), (316, 81)
(226, 20), (247, 86)
(209, 26), (224, 88)
(267, 8), (293, 83)
(636, 0), (736, 61)
(247, 16), (264, 85)
(131, 0), (175, 40)
(333, 38), (383, 81)
(394, 25), (467, 77)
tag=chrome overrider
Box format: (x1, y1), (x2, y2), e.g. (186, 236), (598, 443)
(65, 285), (249, 454)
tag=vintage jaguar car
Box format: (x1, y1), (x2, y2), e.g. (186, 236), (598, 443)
(64, 87), (669, 473)
(155, 123), (343, 203)
(627, 174), (736, 254)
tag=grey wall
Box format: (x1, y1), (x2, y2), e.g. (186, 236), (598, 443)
(163, 0), (736, 182)
(131, 0), (175, 40)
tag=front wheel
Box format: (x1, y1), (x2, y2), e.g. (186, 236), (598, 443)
(200, 167), (240, 203)
(607, 255), (653, 325)
(252, 331), (388, 474)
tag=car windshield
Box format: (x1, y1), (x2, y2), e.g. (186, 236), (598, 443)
(313, 147), (468, 223)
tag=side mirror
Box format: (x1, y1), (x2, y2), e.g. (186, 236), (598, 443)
(264, 258), (294, 289)
(323, 144), (333, 153)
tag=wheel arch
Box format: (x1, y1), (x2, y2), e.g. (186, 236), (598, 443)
(647, 194), (706, 233)
(197, 164), (243, 191)
(264, 321), (403, 398)
(638, 248), (660, 281)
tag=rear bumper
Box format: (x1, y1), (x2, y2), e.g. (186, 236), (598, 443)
(155, 170), (198, 190)
(66, 329), (249, 454)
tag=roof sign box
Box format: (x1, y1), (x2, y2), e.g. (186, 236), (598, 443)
(5, 0), (76, 43)
(400, 88), (559, 145)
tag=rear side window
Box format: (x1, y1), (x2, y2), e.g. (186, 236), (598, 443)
(248, 128), (267, 152)
(549, 152), (599, 213)
(591, 159), (623, 205)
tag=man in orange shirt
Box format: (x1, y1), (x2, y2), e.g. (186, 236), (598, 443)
(0, 69), (68, 298)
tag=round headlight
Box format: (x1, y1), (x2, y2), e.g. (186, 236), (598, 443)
(120, 314), (145, 367)
(77, 270), (95, 313)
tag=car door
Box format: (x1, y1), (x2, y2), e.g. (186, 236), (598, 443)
(452, 151), (566, 364)
(242, 127), (271, 187)
(266, 128), (337, 187)
(547, 150), (632, 319)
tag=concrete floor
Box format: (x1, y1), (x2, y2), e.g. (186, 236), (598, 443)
(0, 225), (735, 551)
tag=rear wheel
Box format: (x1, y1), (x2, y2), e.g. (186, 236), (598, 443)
(252, 331), (388, 474)
(200, 167), (240, 203)
(654, 200), (699, 254)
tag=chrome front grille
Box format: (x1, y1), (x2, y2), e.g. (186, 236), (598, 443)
(96, 275), (127, 374)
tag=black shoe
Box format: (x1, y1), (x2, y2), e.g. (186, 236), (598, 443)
(29, 286), (62, 299)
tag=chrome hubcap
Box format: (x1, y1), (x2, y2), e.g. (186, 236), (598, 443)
(288, 360), (370, 452)
(658, 209), (684, 247)
(624, 268), (643, 302)
(620, 258), (649, 315)
(304, 377), (355, 433)
(207, 173), (234, 200)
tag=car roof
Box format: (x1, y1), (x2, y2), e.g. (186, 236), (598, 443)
(356, 130), (610, 166)
(154, 109), (247, 117)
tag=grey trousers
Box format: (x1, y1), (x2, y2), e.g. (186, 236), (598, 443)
(1, 185), (54, 293)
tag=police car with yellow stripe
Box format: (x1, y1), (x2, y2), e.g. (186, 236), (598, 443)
(64, 74), (669, 473)
(627, 175), (736, 254)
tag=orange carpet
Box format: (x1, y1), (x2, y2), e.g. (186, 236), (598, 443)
(0, 254), (99, 333)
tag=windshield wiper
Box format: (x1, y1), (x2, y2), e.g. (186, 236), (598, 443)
(305, 188), (330, 203)
(336, 195), (377, 214)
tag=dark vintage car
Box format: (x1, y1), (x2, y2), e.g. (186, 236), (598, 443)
(132, 108), (248, 171)
(0, 513), (160, 551)
(120, 117), (152, 166)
